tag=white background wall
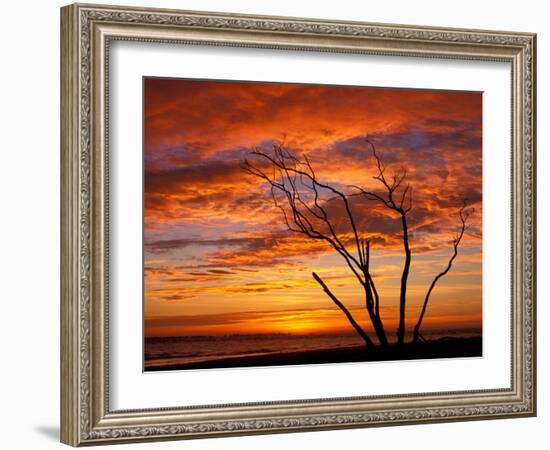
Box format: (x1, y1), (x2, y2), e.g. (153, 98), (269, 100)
(0, 1), (546, 449)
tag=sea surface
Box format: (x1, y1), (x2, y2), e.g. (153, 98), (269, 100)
(144, 328), (481, 370)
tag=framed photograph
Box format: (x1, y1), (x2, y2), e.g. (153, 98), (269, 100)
(60, 3), (536, 446)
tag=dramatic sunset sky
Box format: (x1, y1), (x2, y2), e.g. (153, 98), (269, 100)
(143, 78), (482, 341)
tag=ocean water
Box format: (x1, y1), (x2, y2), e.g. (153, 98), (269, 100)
(144, 333), (364, 369)
(144, 328), (481, 370)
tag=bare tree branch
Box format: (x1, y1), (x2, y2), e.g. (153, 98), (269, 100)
(312, 272), (374, 347)
(244, 145), (366, 285)
(412, 200), (473, 343)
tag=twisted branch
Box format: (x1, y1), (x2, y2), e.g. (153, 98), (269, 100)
(412, 200), (473, 343)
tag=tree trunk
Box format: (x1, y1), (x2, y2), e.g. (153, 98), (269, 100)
(364, 284), (388, 347)
(312, 272), (374, 348)
(397, 213), (411, 346)
(412, 324), (423, 343)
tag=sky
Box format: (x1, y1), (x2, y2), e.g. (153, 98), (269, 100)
(143, 78), (482, 341)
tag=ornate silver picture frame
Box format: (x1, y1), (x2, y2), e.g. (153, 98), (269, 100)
(60, 3), (536, 446)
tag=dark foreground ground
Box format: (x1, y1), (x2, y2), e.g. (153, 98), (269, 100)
(145, 336), (482, 371)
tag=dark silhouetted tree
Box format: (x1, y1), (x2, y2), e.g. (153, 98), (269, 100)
(243, 139), (472, 348)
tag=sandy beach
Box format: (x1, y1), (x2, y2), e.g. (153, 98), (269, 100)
(145, 336), (482, 371)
